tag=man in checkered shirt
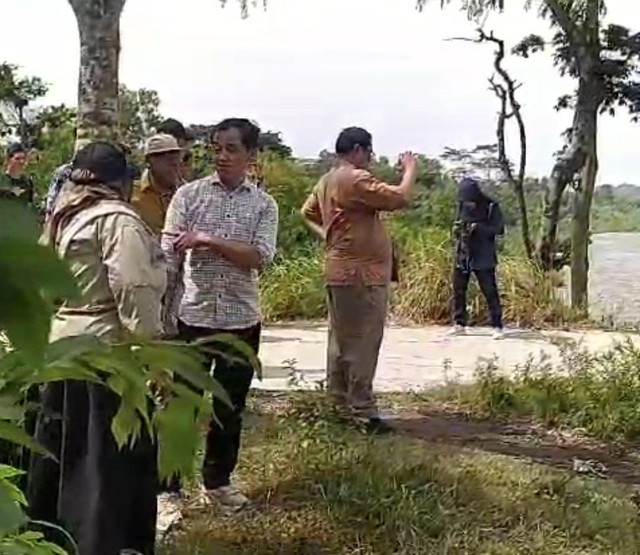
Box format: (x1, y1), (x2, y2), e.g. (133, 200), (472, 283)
(161, 118), (278, 510)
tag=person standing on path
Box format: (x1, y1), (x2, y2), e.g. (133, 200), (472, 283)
(29, 141), (166, 555)
(300, 127), (417, 434)
(161, 118), (278, 510)
(131, 134), (183, 236)
(449, 177), (505, 339)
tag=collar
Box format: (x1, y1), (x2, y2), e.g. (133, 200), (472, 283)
(210, 172), (255, 191)
(140, 169), (175, 197)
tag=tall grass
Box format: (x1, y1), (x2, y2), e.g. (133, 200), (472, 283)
(261, 228), (574, 327)
(255, 154), (576, 327)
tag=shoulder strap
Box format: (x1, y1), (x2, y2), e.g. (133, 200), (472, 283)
(56, 201), (149, 258)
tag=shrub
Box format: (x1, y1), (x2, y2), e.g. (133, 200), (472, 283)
(444, 341), (640, 443)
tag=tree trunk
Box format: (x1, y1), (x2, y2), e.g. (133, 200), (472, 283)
(67, 0), (127, 140)
(570, 144), (597, 311)
(569, 0), (601, 312)
(537, 117), (586, 270)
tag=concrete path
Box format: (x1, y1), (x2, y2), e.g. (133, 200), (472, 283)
(252, 323), (640, 392)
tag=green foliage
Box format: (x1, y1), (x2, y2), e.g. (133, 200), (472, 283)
(592, 194), (640, 233)
(118, 85), (163, 149)
(0, 200), (261, 552)
(257, 154), (571, 327)
(441, 340), (640, 443)
(28, 106), (76, 196)
(0, 202), (77, 365)
(163, 392), (640, 554)
(0, 63), (48, 144)
(261, 154), (316, 257)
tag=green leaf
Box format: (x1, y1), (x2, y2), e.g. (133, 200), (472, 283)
(0, 395), (25, 421)
(0, 422), (53, 459)
(0, 483), (27, 534)
(154, 396), (202, 481)
(0, 466), (24, 481)
(44, 335), (104, 364)
(106, 376), (143, 449)
(198, 333), (263, 379)
(0, 236), (77, 366)
(0, 201), (40, 242)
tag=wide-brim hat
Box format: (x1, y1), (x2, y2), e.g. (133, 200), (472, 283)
(144, 134), (182, 157)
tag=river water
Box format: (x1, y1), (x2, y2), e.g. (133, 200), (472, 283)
(589, 233), (640, 326)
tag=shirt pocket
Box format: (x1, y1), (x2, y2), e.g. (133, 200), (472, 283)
(231, 209), (257, 241)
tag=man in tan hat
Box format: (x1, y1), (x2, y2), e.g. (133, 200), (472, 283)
(132, 133), (183, 235)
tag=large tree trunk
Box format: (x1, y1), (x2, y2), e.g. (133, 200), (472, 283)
(569, 0), (601, 312)
(538, 0), (602, 281)
(537, 117), (586, 271)
(68, 0), (127, 140)
(571, 142), (597, 311)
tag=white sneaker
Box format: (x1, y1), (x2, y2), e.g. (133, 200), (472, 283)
(446, 325), (467, 337)
(207, 485), (250, 511)
(492, 328), (505, 340)
(156, 492), (182, 537)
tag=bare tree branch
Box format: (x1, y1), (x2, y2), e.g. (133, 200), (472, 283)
(449, 29), (534, 261)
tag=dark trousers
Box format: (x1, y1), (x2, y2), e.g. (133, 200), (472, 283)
(453, 267), (503, 329)
(27, 380), (157, 555)
(175, 320), (260, 491)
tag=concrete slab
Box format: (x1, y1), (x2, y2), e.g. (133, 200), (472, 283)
(252, 324), (640, 392)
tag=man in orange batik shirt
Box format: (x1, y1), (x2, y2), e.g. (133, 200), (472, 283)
(301, 127), (417, 434)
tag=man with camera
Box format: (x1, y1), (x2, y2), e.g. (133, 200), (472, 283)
(449, 177), (505, 339)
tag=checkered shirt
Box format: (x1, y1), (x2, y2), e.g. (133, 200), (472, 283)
(161, 174), (278, 331)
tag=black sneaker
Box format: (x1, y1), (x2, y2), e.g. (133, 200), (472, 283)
(365, 417), (394, 435)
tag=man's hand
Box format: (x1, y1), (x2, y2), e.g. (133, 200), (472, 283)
(173, 231), (212, 252)
(399, 152), (417, 176)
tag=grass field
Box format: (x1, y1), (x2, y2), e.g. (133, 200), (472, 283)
(160, 384), (640, 555)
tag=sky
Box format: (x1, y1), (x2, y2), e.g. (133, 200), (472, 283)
(1, 0), (639, 184)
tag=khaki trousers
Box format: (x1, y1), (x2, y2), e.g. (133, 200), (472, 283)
(326, 285), (389, 419)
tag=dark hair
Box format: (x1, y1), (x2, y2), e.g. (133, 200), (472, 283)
(213, 118), (261, 151)
(335, 127), (372, 155)
(157, 118), (191, 141)
(6, 143), (26, 159)
(73, 141), (128, 185)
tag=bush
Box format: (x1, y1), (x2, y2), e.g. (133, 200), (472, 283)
(260, 253), (326, 321)
(444, 341), (640, 443)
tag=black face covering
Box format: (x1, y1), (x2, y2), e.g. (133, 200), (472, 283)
(458, 177), (490, 223)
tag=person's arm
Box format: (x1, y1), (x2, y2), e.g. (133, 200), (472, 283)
(472, 203), (505, 238)
(300, 187), (325, 240)
(161, 191), (188, 336)
(101, 215), (165, 338)
(351, 152), (417, 211)
(172, 195), (279, 271)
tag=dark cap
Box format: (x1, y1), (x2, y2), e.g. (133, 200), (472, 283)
(6, 143), (26, 159)
(73, 141), (129, 183)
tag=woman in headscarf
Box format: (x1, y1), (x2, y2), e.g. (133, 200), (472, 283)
(28, 141), (166, 555)
(449, 177), (505, 339)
